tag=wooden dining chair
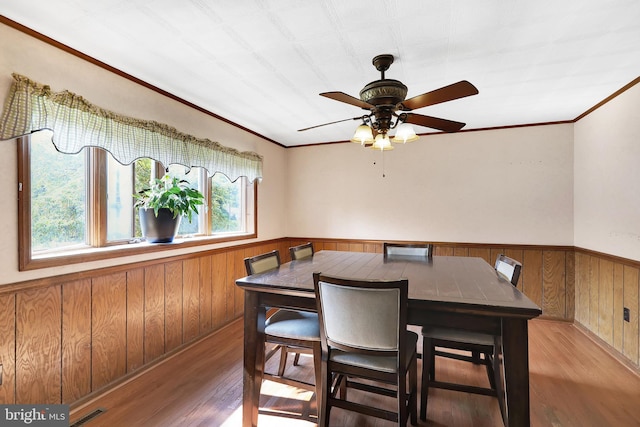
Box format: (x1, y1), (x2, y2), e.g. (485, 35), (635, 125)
(420, 254), (522, 422)
(244, 250), (321, 393)
(383, 242), (434, 258)
(313, 272), (418, 426)
(290, 241), (314, 261)
(384, 243), (434, 359)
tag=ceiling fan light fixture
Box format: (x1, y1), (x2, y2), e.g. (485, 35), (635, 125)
(371, 133), (394, 151)
(350, 124), (374, 144)
(392, 123), (419, 143)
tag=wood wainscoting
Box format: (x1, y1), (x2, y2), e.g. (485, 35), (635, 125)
(0, 238), (637, 409)
(0, 239), (293, 407)
(574, 248), (640, 370)
(292, 238), (576, 321)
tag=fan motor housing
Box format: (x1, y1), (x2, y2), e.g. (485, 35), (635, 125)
(359, 79), (408, 107)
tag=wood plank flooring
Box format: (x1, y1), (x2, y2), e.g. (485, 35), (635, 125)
(69, 319), (640, 426)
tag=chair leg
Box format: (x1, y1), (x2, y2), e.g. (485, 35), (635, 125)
(493, 336), (507, 425)
(429, 345), (436, 381)
(318, 356), (331, 427)
(277, 346), (288, 376)
(409, 355), (418, 426)
(312, 342), (323, 424)
(471, 350), (481, 364)
(485, 352), (497, 390)
(293, 352), (301, 366)
(398, 364), (408, 427)
(421, 337), (433, 421)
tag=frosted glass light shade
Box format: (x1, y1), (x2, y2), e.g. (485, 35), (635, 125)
(350, 124), (374, 144)
(392, 123), (419, 143)
(371, 133), (394, 151)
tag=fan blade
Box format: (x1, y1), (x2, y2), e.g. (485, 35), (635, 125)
(404, 113), (466, 133)
(320, 92), (374, 110)
(400, 80), (478, 111)
(298, 116), (362, 132)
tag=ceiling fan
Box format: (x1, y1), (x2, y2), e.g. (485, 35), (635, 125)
(299, 54), (479, 149)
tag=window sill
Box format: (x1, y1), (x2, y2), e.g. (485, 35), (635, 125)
(21, 232), (257, 271)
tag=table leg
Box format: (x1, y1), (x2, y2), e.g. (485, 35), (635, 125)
(502, 318), (531, 427)
(242, 290), (266, 427)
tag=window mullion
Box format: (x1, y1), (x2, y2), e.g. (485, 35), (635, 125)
(89, 148), (107, 246)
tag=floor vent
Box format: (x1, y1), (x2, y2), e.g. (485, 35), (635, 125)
(70, 408), (106, 427)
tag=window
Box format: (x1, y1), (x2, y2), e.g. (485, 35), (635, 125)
(19, 131), (257, 270)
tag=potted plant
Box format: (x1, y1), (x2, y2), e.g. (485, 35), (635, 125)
(134, 174), (205, 243)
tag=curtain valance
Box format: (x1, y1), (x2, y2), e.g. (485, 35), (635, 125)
(0, 73), (263, 182)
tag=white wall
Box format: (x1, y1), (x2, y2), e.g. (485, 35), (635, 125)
(0, 23), (288, 284)
(574, 83), (640, 261)
(286, 124), (574, 245)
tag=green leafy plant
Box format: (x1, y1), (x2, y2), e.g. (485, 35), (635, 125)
(134, 174), (205, 223)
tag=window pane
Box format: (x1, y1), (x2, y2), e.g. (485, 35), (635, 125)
(166, 165), (204, 236)
(211, 174), (243, 233)
(31, 131), (87, 251)
(106, 156), (134, 241)
(133, 158), (153, 238)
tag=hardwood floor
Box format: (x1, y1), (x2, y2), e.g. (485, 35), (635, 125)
(69, 319), (640, 427)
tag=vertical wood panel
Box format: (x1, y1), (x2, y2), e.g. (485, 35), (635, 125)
(336, 242), (350, 251)
(16, 286), (61, 404)
(211, 252), (227, 328)
(589, 256), (600, 330)
(623, 266), (639, 364)
(199, 255), (212, 334)
(320, 241), (337, 251)
(598, 260), (614, 345)
(348, 242), (364, 252)
(126, 269), (144, 372)
(0, 293), (16, 404)
(165, 261), (184, 352)
(363, 242), (382, 253)
(225, 250), (240, 322)
(233, 249), (246, 318)
(575, 252), (590, 325)
(543, 251), (566, 318)
(62, 279), (91, 403)
(453, 247), (468, 257)
(92, 273), (127, 392)
(183, 258), (200, 343)
(144, 264), (165, 364)
(522, 250), (543, 309)
(565, 251), (575, 321)
(468, 248), (491, 264)
(613, 263), (624, 352)
(436, 246), (454, 256)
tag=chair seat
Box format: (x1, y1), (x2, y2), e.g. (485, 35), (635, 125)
(422, 326), (494, 347)
(330, 331), (418, 373)
(265, 309), (320, 340)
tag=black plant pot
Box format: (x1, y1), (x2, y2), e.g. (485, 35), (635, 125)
(139, 208), (182, 243)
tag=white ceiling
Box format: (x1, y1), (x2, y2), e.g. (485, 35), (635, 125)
(2, 0), (640, 147)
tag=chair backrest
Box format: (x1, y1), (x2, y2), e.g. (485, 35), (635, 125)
(494, 254), (522, 286)
(383, 242), (434, 258)
(244, 250), (281, 275)
(290, 242), (314, 260)
(313, 272), (408, 355)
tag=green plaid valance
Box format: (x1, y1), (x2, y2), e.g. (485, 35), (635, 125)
(0, 73), (263, 182)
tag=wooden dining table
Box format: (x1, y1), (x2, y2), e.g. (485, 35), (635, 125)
(235, 250), (542, 427)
